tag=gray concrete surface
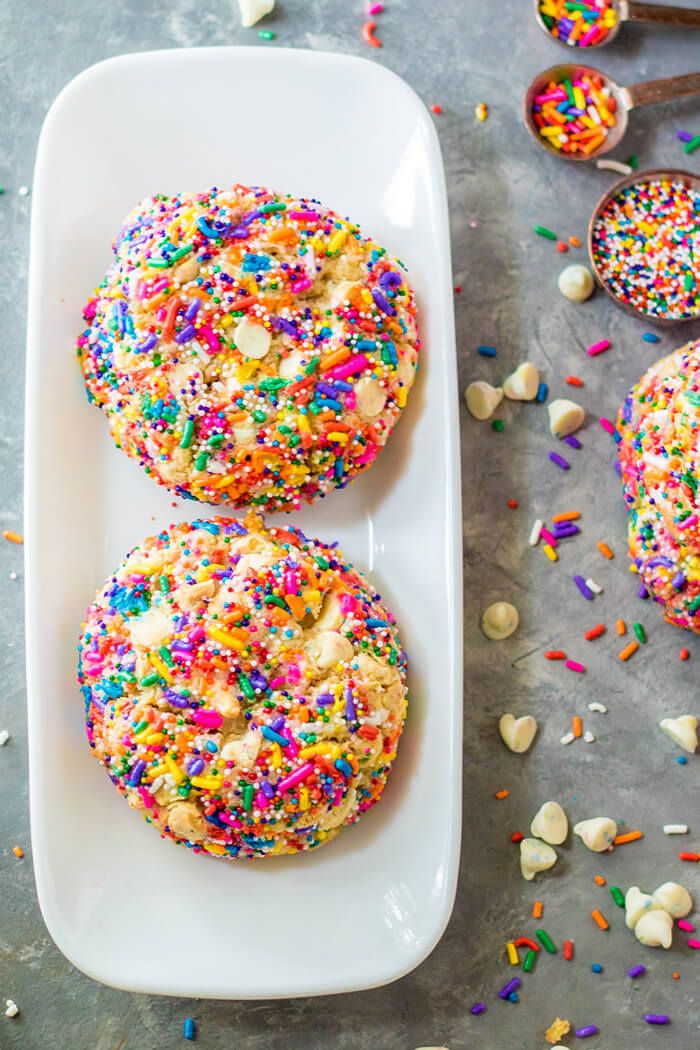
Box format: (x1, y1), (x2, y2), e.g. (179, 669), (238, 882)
(2, 1), (700, 1047)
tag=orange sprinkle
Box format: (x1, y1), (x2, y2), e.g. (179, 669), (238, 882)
(614, 830), (643, 845)
(594, 875), (606, 886)
(495, 789), (510, 800)
(2, 530), (23, 545)
(569, 235), (581, 248)
(532, 900), (544, 919)
(591, 909), (609, 931)
(565, 375), (584, 387)
(552, 511), (580, 523)
(619, 640), (639, 662)
(597, 541), (614, 559)
(673, 972), (680, 980)
(616, 618), (626, 636)
(12, 846), (23, 859)
(572, 715), (583, 739)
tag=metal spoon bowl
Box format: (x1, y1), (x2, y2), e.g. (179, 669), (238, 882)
(587, 168), (700, 325)
(524, 63), (700, 162)
(534, 0), (700, 49)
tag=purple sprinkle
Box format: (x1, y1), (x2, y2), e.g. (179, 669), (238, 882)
(564, 434), (582, 449)
(678, 131), (694, 142)
(249, 669), (268, 692)
(175, 323), (196, 344)
(628, 964), (645, 978)
(127, 759), (146, 787)
(164, 689), (191, 708)
(470, 1003), (487, 1016)
(573, 574), (594, 600)
(371, 288), (396, 316)
(270, 715), (285, 732)
(553, 522), (580, 538)
(316, 381), (339, 399)
(171, 640), (194, 653)
(277, 318), (298, 337)
(575, 1025), (599, 1038)
(549, 451), (570, 470)
(260, 779), (275, 799)
(136, 333), (157, 353)
(638, 583), (649, 599)
(648, 556), (674, 568)
(184, 299), (200, 321)
(498, 977), (521, 1000)
(187, 757), (205, 777)
(645, 1015), (670, 1026)
(379, 270), (402, 290)
(231, 226), (250, 239)
(344, 686), (356, 721)
(316, 693), (334, 706)
(672, 572), (687, 590)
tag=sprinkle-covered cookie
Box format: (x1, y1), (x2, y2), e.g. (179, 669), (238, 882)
(618, 339), (700, 630)
(78, 185), (420, 510)
(78, 514), (408, 858)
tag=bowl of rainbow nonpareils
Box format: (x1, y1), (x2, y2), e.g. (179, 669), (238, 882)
(588, 168), (700, 324)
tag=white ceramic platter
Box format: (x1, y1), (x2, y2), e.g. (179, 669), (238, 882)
(25, 46), (461, 999)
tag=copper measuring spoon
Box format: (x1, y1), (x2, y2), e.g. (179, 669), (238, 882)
(535, 0), (700, 48)
(587, 167), (700, 324)
(524, 63), (700, 161)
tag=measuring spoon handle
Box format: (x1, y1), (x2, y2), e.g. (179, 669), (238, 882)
(624, 1), (700, 28)
(622, 71), (700, 109)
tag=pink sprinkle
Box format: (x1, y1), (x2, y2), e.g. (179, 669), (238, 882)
(281, 727), (299, 759)
(587, 339), (611, 356)
(218, 810), (242, 829)
(367, 1), (383, 12)
(269, 675), (286, 689)
(285, 570), (299, 595)
(290, 277), (312, 294)
(254, 790), (270, 810)
(288, 210), (320, 222)
(566, 659), (586, 673)
(83, 300), (97, 320)
(540, 526), (558, 548)
(138, 786), (155, 810)
(345, 390), (357, 411)
(579, 24), (599, 46)
(287, 663), (301, 684)
(687, 938), (700, 949)
(193, 708), (224, 729)
(277, 762), (315, 794)
(196, 323), (220, 354)
(678, 515), (698, 531)
(327, 353), (370, 381)
(339, 593), (357, 614)
(599, 417), (616, 434)
(678, 919), (695, 932)
(354, 442), (378, 466)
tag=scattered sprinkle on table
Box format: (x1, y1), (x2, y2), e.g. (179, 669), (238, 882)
(430, 103), (443, 115)
(2, 530), (23, 545)
(478, 345), (497, 357)
(549, 451), (570, 470)
(475, 102), (489, 122)
(12, 846), (23, 859)
(362, 18), (381, 46)
(184, 1017), (196, 1041)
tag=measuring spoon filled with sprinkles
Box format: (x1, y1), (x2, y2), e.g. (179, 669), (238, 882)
(525, 64), (700, 161)
(589, 169), (700, 323)
(536, 0), (700, 49)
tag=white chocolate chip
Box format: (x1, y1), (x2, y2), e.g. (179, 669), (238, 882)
(558, 264), (594, 303)
(481, 601), (519, 640)
(520, 837), (558, 881)
(278, 350), (306, 380)
(128, 607), (173, 649)
(464, 380), (503, 420)
(238, 0), (275, 27)
(660, 715), (698, 754)
(548, 398), (585, 438)
(573, 817), (617, 852)
(233, 318), (271, 359)
(503, 362), (539, 401)
(499, 713), (538, 753)
(530, 801), (568, 845)
(635, 909), (673, 949)
(625, 886), (663, 930)
(652, 882), (693, 918)
(313, 630), (354, 669)
(355, 376), (387, 417)
(4, 1000), (18, 1019)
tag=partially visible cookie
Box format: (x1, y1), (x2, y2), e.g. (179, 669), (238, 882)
(618, 339), (700, 630)
(78, 184), (420, 510)
(78, 513), (408, 858)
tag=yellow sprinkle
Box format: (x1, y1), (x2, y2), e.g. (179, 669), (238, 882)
(397, 386), (408, 408)
(475, 101), (489, 122)
(220, 315), (234, 328)
(296, 413), (310, 433)
(506, 941), (519, 966)
(327, 229), (348, 253)
(191, 775), (222, 791)
(207, 625), (245, 651)
(269, 742), (282, 769)
(204, 842), (228, 855)
(299, 743), (341, 760)
(299, 787), (310, 811)
(148, 652), (173, 684)
(543, 543), (558, 562)
(144, 732), (164, 746)
(164, 754), (184, 784)
(148, 764), (167, 779)
(327, 431), (348, 443)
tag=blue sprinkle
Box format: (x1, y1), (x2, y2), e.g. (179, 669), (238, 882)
(366, 618), (388, 628)
(678, 755), (688, 765)
(184, 1017), (196, 1040)
(507, 992), (519, 1003)
(591, 963), (603, 973)
(642, 332), (660, 343)
(536, 382), (549, 403)
(477, 345), (497, 357)
(335, 759), (353, 777)
(261, 725), (289, 748)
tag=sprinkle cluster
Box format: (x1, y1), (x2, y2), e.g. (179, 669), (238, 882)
(532, 71), (616, 156)
(539, 0), (618, 47)
(618, 339), (700, 631)
(592, 177), (700, 320)
(78, 513), (408, 859)
(77, 184), (420, 511)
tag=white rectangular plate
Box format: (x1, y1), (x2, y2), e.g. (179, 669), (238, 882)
(25, 46), (461, 999)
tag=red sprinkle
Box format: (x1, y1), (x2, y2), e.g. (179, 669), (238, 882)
(507, 498), (519, 509)
(545, 650), (567, 660)
(557, 241), (569, 253)
(511, 831), (524, 844)
(430, 104), (443, 114)
(584, 624), (606, 641)
(565, 375), (584, 387)
(680, 852), (700, 862)
(454, 286), (462, 294)
(680, 648), (690, 661)
(563, 939), (574, 961)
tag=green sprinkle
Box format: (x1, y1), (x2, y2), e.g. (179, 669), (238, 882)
(684, 391), (700, 407)
(194, 450), (209, 471)
(535, 929), (557, 954)
(633, 622), (647, 644)
(610, 885), (625, 908)
(180, 419), (195, 449)
(534, 225), (557, 241)
(116, 671), (137, 684)
(314, 555), (330, 570)
(684, 136), (700, 155)
(260, 202), (285, 212)
(158, 646), (174, 667)
(491, 419), (505, 432)
(242, 783), (255, 810)
(159, 575), (170, 595)
(253, 409), (267, 424)
(688, 594), (700, 614)
(304, 357), (320, 375)
(684, 272), (696, 291)
(626, 154), (639, 170)
(259, 377), (288, 392)
(522, 949), (536, 973)
(258, 29), (275, 40)
(264, 594), (288, 610)
(238, 671), (255, 701)
(169, 244), (194, 264)
(208, 433), (225, 448)
(133, 719), (149, 734)
(140, 673), (160, 688)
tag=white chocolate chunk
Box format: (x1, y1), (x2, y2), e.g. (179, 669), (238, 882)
(503, 362), (539, 401)
(220, 729), (261, 769)
(238, 0), (275, 27)
(519, 837), (557, 881)
(5, 1000), (18, 1019)
(233, 318), (271, 359)
(660, 715), (698, 754)
(355, 376), (387, 417)
(167, 801), (207, 842)
(278, 350), (306, 380)
(531, 801), (568, 845)
(652, 882), (693, 918)
(558, 264), (594, 303)
(128, 607), (172, 649)
(481, 601), (519, 640)
(499, 713), (538, 754)
(574, 817), (617, 852)
(635, 909), (673, 949)
(625, 886), (663, 930)
(465, 380), (503, 420)
(548, 398), (585, 438)
(313, 630), (354, 669)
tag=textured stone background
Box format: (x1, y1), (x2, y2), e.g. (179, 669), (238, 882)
(2, 1), (700, 1047)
